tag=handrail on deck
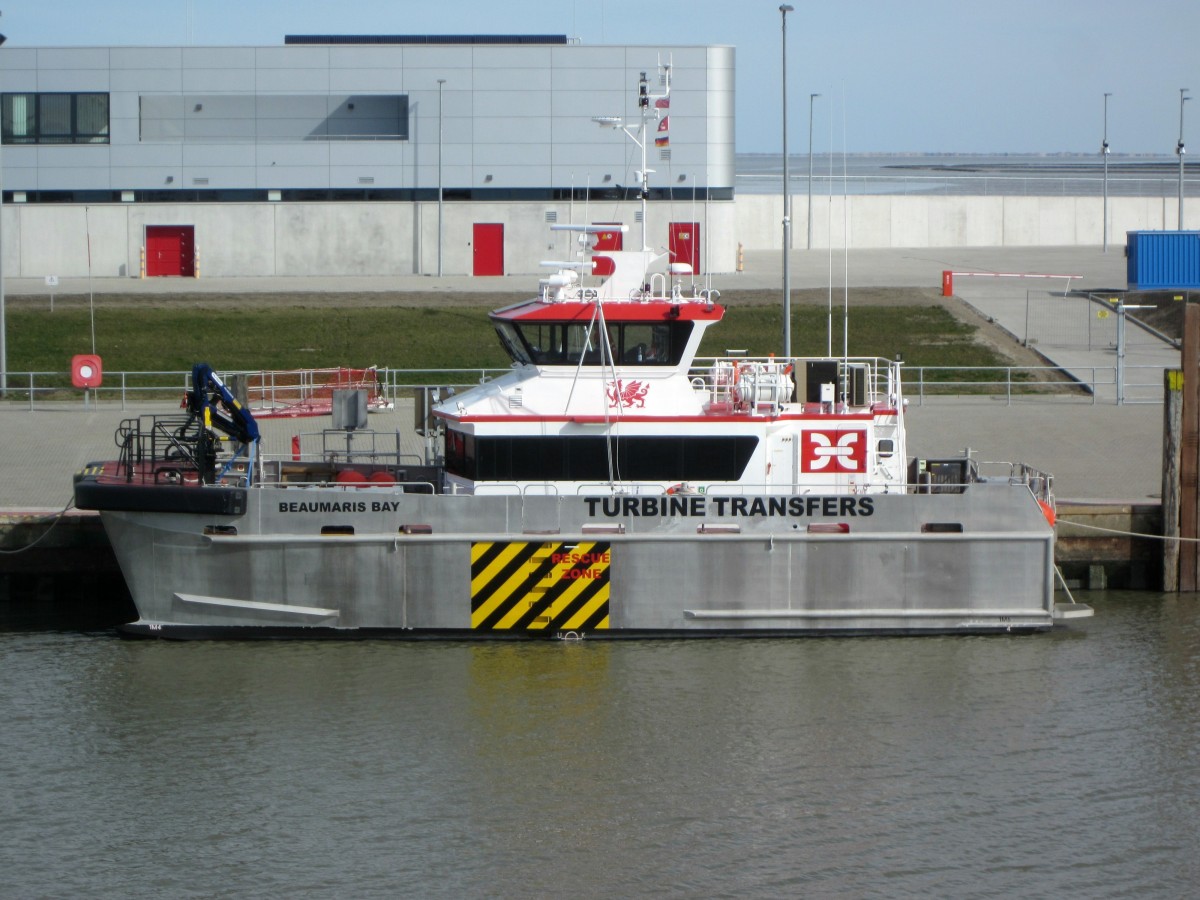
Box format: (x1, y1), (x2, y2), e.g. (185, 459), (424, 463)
(0, 363), (1168, 409)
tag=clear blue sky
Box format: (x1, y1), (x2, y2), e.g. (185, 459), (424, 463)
(4, 0), (1197, 155)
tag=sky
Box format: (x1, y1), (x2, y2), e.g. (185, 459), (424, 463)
(3, 0), (1198, 155)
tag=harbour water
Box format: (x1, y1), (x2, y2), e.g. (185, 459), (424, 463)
(2, 590), (1197, 898)
(736, 152), (1199, 197)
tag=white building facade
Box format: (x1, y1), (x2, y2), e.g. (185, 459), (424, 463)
(0, 36), (737, 279)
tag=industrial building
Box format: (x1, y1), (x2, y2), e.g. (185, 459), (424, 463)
(0, 36), (737, 279)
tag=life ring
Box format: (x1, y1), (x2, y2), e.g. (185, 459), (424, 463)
(1038, 500), (1056, 527)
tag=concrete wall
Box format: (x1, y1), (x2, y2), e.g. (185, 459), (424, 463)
(0, 197), (740, 278)
(1, 192), (1194, 280)
(735, 193), (1194, 252)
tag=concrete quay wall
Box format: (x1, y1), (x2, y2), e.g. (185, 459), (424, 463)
(735, 193), (1188, 253)
(1, 193), (1191, 280)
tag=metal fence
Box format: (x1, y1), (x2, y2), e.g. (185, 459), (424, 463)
(906, 364), (1165, 405)
(0, 362), (1167, 410)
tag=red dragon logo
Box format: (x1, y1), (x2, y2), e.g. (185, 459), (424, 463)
(607, 379), (649, 408)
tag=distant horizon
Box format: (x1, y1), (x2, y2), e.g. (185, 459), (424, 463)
(738, 151), (1198, 160)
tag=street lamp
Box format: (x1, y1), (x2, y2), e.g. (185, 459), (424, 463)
(811, 91), (820, 250)
(780, 4), (794, 358)
(437, 79), (446, 277)
(1102, 92), (1111, 253)
(1179, 88), (1190, 231)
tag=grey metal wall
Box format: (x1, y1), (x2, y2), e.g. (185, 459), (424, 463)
(0, 42), (735, 195)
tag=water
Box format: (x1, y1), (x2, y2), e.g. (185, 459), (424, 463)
(3, 591), (1198, 898)
(735, 152), (1200, 198)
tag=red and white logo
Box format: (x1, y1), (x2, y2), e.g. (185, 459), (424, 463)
(607, 379), (649, 408)
(801, 429), (867, 473)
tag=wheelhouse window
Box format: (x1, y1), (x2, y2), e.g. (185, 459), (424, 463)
(2, 93), (110, 144)
(493, 319), (691, 367)
(445, 433), (758, 482)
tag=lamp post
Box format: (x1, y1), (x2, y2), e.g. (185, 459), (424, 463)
(1179, 88), (1190, 231)
(807, 92), (819, 250)
(1102, 92), (1111, 253)
(780, 4), (794, 358)
(437, 78), (446, 277)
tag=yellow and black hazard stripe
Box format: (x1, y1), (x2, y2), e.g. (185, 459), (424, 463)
(470, 540), (610, 632)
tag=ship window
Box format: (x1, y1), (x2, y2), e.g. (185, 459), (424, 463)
(445, 434), (758, 482)
(203, 525), (238, 536)
(320, 525), (355, 535)
(496, 320), (692, 366)
(494, 322), (531, 364)
(877, 438), (894, 458)
(620, 324), (674, 364)
(515, 322), (608, 366)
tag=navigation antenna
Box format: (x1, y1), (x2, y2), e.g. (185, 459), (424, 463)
(592, 60), (671, 252)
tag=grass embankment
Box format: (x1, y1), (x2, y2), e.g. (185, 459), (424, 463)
(7, 301), (1015, 392)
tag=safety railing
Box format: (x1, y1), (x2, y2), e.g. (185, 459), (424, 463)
(907, 364), (1167, 406)
(0, 363), (1170, 409)
(0, 368), (507, 411)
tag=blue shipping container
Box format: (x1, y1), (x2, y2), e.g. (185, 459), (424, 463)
(1126, 231), (1200, 290)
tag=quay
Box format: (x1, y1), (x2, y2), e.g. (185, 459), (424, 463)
(0, 246), (1174, 627)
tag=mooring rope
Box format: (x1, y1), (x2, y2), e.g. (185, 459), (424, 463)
(1061, 519), (1199, 543)
(0, 499), (78, 555)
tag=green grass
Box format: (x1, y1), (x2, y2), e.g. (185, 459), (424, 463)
(701, 304), (992, 368)
(9, 306), (511, 374)
(8, 302), (1019, 389)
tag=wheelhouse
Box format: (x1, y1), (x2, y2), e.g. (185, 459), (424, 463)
(489, 300), (718, 368)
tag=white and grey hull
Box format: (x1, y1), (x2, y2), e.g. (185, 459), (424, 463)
(101, 484), (1067, 638)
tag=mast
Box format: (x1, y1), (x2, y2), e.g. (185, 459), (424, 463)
(594, 62), (670, 252)
(636, 65), (670, 251)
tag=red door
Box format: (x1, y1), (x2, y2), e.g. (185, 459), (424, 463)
(473, 223), (504, 276)
(591, 223), (623, 276)
(146, 225), (195, 277)
(669, 221), (700, 276)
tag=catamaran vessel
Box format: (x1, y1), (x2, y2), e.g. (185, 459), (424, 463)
(73, 68), (1090, 638)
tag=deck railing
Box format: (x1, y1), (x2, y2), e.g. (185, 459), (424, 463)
(0, 362), (1169, 409)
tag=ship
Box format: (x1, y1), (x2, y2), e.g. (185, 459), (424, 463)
(72, 67), (1091, 638)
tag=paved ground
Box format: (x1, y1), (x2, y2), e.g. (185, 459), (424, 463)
(0, 245), (1173, 510)
(2, 245), (1135, 296)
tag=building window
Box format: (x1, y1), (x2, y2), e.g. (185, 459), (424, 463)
(2, 93), (110, 144)
(138, 94), (407, 143)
